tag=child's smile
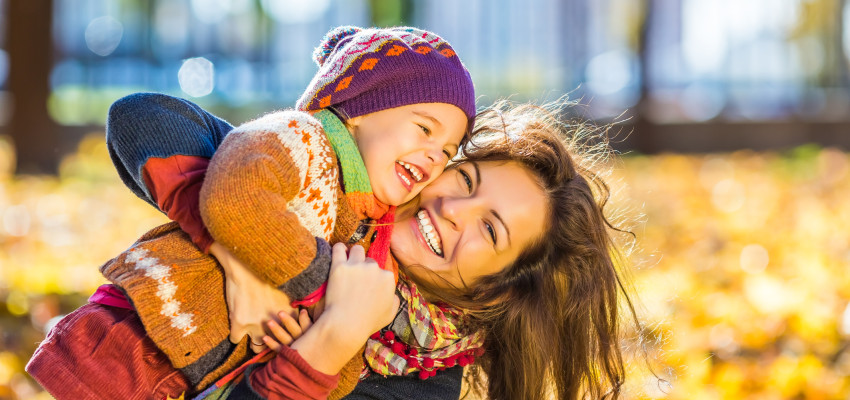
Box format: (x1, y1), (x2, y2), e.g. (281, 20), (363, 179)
(395, 161), (428, 190)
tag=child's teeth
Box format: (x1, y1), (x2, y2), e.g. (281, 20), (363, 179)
(398, 161), (423, 182)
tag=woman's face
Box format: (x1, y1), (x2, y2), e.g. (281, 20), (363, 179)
(391, 160), (548, 289)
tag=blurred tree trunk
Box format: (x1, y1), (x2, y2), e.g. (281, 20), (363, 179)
(632, 0), (654, 153)
(837, 0), (849, 87)
(8, 0), (58, 174)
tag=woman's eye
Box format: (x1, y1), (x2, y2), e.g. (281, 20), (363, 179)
(419, 125), (432, 136)
(459, 169), (473, 193)
(443, 149), (451, 159)
(485, 222), (497, 244)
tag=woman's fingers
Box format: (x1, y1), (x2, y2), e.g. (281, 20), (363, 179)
(348, 244), (366, 263)
(331, 242), (348, 267)
(331, 243), (375, 268)
(363, 256), (378, 269)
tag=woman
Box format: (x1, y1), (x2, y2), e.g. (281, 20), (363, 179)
(109, 97), (638, 399)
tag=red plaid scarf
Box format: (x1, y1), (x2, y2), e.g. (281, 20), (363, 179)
(362, 272), (484, 379)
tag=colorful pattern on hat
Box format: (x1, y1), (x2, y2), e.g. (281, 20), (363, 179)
(296, 26), (476, 128)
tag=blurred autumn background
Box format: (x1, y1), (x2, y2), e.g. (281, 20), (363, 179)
(1, 0), (850, 399)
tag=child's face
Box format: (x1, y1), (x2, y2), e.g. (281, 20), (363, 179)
(347, 103), (468, 205)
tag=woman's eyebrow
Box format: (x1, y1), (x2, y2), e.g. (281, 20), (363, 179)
(412, 111), (443, 128)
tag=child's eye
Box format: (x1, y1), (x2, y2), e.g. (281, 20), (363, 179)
(442, 149), (451, 159)
(419, 125), (432, 136)
(459, 169), (473, 194)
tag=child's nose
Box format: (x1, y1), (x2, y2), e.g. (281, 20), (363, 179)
(425, 147), (448, 167)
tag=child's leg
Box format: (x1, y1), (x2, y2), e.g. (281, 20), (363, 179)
(26, 302), (190, 400)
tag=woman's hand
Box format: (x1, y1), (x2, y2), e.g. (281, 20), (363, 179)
(290, 243), (400, 374)
(209, 242), (296, 353)
(322, 243), (399, 339)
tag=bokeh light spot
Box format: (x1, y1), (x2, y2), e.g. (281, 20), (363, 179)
(585, 50), (635, 95)
(261, 0), (329, 24)
(6, 291), (29, 316)
(681, 83), (725, 122)
(745, 275), (795, 314)
(3, 205), (31, 237)
(842, 303), (850, 336)
(178, 57), (215, 97)
(191, 0), (231, 23)
(0, 352), (18, 386)
(699, 157), (734, 189)
(85, 16), (124, 57)
(740, 244), (769, 274)
(711, 178), (745, 212)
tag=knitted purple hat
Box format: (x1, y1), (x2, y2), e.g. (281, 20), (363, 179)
(296, 26), (476, 131)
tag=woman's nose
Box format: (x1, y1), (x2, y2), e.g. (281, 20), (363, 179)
(439, 196), (484, 230)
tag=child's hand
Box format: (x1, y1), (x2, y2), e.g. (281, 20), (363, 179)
(209, 242), (296, 353)
(263, 309), (313, 352)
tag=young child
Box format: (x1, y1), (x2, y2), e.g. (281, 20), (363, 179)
(27, 26), (475, 399)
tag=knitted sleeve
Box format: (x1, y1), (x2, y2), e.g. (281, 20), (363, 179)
(106, 92), (233, 207)
(140, 155), (212, 250)
(228, 346), (340, 400)
(200, 111), (339, 289)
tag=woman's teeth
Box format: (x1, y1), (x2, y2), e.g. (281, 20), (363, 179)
(397, 161), (424, 183)
(417, 210), (443, 256)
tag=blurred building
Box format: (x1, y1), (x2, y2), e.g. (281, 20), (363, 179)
(3, 0), (850, 172)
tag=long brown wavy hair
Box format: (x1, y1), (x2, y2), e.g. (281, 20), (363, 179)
(401, 99), (642, 400)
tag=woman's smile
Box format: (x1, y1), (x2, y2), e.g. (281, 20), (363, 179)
(414, 209), (443, 256)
